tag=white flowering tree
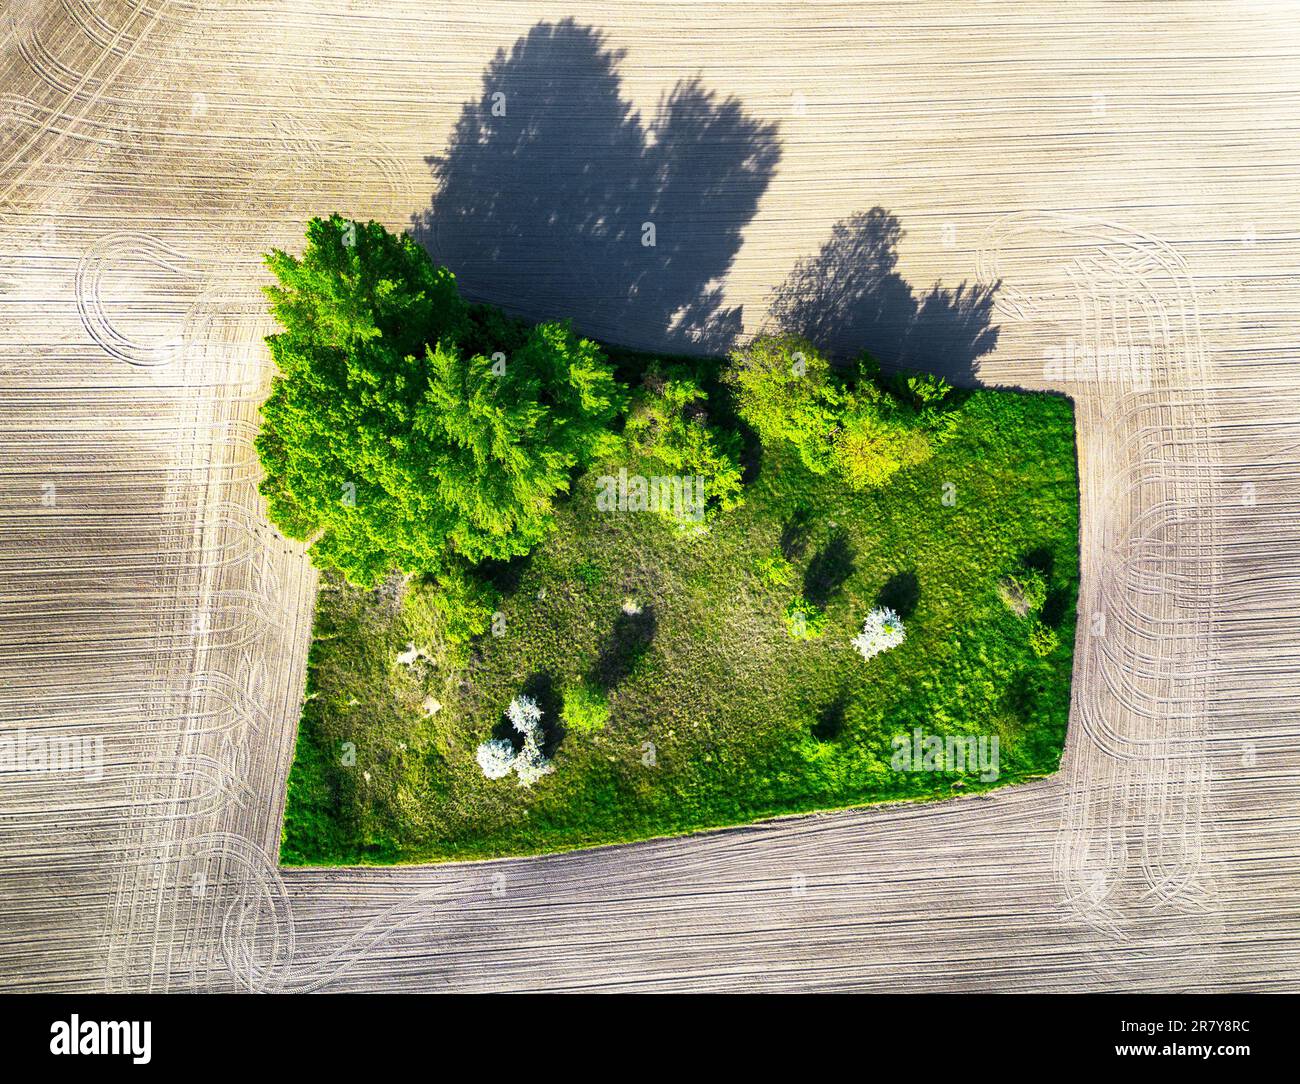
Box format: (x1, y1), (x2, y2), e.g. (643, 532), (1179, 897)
(506, 694), (543, 734)
(852, 607), (905, 660)
(475, 738), (516, 780)
(512, 733), (554, 787)
(478, 694), (555, 787)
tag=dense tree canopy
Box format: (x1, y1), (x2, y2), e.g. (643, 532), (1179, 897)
(724, 334), (954, 490)
(257, 215), (624, 586)
(258, 218), (956, 599)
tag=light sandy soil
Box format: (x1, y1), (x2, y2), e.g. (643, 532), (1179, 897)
(1, 0), (1298, 991)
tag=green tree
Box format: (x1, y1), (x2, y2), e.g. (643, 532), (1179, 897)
(832, 396), (933, 489)
(622, 366), (744, 525)
(724, 334), (842, 475)
(725, 335), (953, 491)
(257, 215), (625, 586)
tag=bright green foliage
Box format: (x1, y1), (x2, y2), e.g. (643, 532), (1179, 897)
(754, 549), (794, 588)
(724, 334), (842, 475)
(561, 681), (611, 733)
(785, 597), (828, 639)
(1029, 622), (1060, 657)
(263, 214), (469, 362)
(622, 367), (744, 525)
(256, 216), (626, 586)
(998, 568), (1048, 618)
(429, 562), (500, 643)
(725, 335), (955, 492)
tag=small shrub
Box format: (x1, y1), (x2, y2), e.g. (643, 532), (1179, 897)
(562, 681), (611, 733)
(1029, 622), (1059, 657)
(512, 740), (555, 787)
(893, 369), (952, 410)
(507, 694), (543, 734)
(754, 549), (794, 588)
(785, 597), (827, 640)
(851, 607), (906, 660)
(997, 568), (1047, 618)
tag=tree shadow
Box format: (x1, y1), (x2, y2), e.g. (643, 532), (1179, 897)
(803, 527), (856, 608)
(413, 18), (781, 355)
(876, 570), (920, 619)
(768, 207), (1000, 386)
(588, 604), (658, 689)
(477, 554), (531, 598)
(1041, 587), (1070, 630)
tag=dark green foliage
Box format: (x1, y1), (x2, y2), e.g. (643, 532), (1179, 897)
(415, 328), (623, 565)
(256, 216), (625, 586)
(429, 562), (499, 643)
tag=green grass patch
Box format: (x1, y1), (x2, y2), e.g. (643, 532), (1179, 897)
(280, 386), (1079, 865)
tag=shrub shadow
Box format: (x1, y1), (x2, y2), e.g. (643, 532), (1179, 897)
(779, 505), (814, 562)
(812, 695), (847, 743)
(803, 527), (856, 608)
(1022, 546), (1056, 579)
(588, 604), (658, 689)
(876, 570), (920, 618)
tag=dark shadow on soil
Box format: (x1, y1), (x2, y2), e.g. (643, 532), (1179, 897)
(779, 505), (814, 562)
(1022, 546), (1056, 579)
(768, 207), (1000, 386)
(1041, 588), (1071, 630)
(413, 18), (781, 355)
(477, 555), (531, 598)
(812, 695), (847, 743)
